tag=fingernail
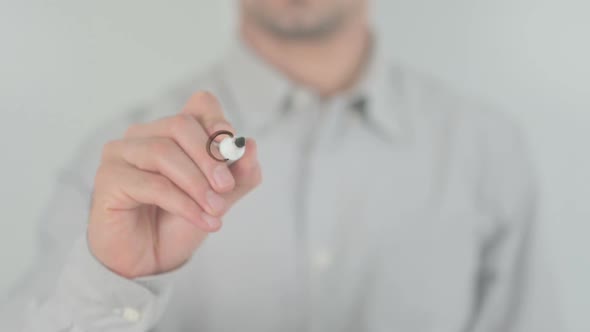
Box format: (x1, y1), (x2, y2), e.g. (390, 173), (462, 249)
(213, 164), (234, 189)
(201, 213), (220, 229)
(206, 190), (226, 213)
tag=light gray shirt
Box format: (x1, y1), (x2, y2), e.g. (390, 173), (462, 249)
(0, 37), (561, 331)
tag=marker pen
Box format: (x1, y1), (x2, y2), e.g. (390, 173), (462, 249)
(206, 130), (246, 163)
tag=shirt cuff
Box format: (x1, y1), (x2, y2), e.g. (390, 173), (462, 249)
(49, 235), (182, 331)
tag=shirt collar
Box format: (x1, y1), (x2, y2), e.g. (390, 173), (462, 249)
(344, 37), (401, 139)
(220, 34), (401, 139)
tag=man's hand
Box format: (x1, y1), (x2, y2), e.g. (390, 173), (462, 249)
(87, 92), (262, 278)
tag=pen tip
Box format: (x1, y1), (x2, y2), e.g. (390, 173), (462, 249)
(234, 136), (246, 148)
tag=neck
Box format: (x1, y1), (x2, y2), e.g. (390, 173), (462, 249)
(240, 10), (371, 97)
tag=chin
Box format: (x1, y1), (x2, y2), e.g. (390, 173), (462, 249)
(244, 0), (358, 39)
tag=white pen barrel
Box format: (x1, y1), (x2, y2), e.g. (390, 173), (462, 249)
(219, 136), (246, 162)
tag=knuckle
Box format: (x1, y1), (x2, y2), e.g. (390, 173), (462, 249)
(94, 165), (107, 185)
(124, 123), (142, 137)
(94, 164), (116, 188)
(148, 138), (175, 156)
(100, 140), (119, 161)
(169, 114), (192, 132)
(192, 90), (220, 108)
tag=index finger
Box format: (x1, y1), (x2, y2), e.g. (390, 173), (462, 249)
(181, 91), (235, 138)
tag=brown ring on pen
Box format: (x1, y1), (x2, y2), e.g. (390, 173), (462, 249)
(207, 130), (234, 162)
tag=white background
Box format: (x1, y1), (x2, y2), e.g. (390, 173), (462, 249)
(0, 1), (588, 331)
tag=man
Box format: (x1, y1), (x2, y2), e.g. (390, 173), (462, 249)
(0, 0), (560, 331)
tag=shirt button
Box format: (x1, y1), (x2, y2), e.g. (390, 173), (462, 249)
(120, 307), (142, 323)
(312, 249), (333, 270)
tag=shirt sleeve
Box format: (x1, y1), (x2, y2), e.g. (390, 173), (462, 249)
(0, 171), (181, 332)
(468, 113), (564, 332)
(0, 109), (184, 331)
(26, 235), (180, 332)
